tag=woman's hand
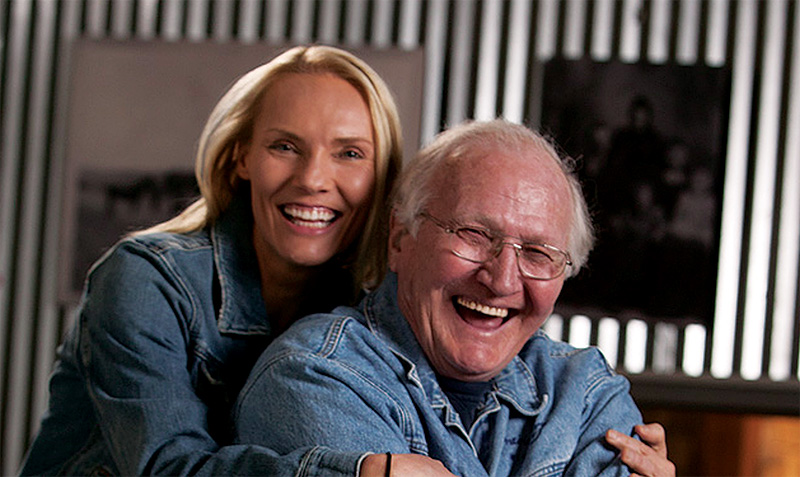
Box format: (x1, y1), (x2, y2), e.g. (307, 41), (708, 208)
(360, 453), (455, 477)
(606, 423), (676, 477)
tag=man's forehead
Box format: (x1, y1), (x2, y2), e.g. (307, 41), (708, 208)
(438, 150), (564, 193)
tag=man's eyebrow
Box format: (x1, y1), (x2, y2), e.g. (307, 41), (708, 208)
(461, 214), (551, 244)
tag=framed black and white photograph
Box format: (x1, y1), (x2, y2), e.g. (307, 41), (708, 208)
(539, 58), (731, 325)
(59, 40), (424, 302)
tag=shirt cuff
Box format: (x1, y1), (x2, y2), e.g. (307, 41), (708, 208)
(299, 446), (369, 477)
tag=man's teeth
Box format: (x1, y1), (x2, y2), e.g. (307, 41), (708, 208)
(456, 297), (509, 318)
(283, 206), (336, 227)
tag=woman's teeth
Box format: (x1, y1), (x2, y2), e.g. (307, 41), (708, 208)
(283, 206), (336, 228)
(456, 297), (509, 318)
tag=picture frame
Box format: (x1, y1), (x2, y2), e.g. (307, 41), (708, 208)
(539, 58), (731, 325)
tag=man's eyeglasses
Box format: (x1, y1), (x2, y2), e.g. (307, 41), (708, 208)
(419, 212), (572, 281)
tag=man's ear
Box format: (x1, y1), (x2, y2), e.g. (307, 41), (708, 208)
(387, 211), (409, 272)
(233, 142), (250, 180)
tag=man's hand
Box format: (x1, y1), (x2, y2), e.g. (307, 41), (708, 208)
(606, 423), (676, 477)
(360, 453), (455, 477)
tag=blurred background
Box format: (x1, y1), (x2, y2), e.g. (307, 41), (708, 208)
(1, 0), (798, 475)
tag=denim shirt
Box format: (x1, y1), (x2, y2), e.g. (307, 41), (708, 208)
(235, 273), (643, 477)
(20, 196), (364, 476)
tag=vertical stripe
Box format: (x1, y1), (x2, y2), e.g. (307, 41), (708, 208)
(568, 314), (592, 348)
(652, 322), (678, 373)
(445, 0), (476, 124)
(619, 0), (642, 62)
(473, 0), (501, 120)
(29, 0), (81, 443)
(266, 0), (289, 42)
(648, 0), (671, 63)
(238, 0), (259, 42)
(397, 0), (421, 49)
(741, 0), (787, 381)
(186, 0), (209, 40)
(5, 2), (57, 468)
(137, 0), (159, 39)
(86, 0), (108, 37)
(683, 323), (707, 376)
(676, 0), (701, 64)
(160, 0), (183, 40)
(0, 9), (33, 463)
(110, 0), (133, 38)
(502, 0), (532, 123)
(208, 0), (231, 41)
(563, 0), (587, 59)
(705, 0), (729, 65)
(535, 0), (558, 59)
(370, 0), (393, 47)
(624, 319), (648, 373)
(317, 0), (341, 43)
(344, 0), (368, 46)
(597, 317), (620, 368)
(290, 0), (313, 43)
(420, 0), (446, 143)
(591, 0), (614, 60)
(770, 1), (800, 381)
(711, 0), (757, 379)
(544, 314), (564, 341)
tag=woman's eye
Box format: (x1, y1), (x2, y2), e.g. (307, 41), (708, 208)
(340, 149), (365, 160)
(269, 142), (296, 153)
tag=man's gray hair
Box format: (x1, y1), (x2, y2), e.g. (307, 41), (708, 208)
(391, 119), (595, 277)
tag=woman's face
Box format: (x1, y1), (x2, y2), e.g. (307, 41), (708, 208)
(236, 73), (376, 273)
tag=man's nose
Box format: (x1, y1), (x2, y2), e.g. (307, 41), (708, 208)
(477, 244), (523, 295)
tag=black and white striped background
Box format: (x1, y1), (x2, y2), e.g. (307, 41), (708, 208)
(1, 0), (798, 473)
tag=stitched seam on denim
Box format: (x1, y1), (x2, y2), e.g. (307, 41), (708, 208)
(525, 460), (568, 477)
(305, 320), (428, 453)
(237, 348), (427, 454)
(322, 354), (427, 452)
(296, 446), (321, 477)
(317, 316), (351, 358)
(145, 240), (201, 350)
(584, 349), (616, 397)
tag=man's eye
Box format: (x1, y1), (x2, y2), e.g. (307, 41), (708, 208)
(522, 246), (555, 263)
(456, 227), (492, 245)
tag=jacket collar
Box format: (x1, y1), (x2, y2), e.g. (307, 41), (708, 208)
(363, 272), (544, 415)
(212, 192), (271, 336)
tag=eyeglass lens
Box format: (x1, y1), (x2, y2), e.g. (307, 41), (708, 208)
(449, 228), (566, 279)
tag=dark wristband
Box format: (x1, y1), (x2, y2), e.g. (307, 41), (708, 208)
(385, 452), (392, 477)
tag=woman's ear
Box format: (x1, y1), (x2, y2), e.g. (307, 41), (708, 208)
(233, 142), (250, 180)
(387, 211), (409, 272)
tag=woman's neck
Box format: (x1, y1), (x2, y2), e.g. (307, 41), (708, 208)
(253, 249), (349, 334)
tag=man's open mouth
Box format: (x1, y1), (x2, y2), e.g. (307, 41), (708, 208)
(453, 296), (517, 328)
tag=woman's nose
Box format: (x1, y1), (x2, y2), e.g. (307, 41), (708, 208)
(295, 150), (333, 192)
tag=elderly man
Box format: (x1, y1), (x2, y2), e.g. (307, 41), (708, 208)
(235, 120), (671, 476)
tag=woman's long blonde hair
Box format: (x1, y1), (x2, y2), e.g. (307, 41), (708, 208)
(139, 45), (404, 289)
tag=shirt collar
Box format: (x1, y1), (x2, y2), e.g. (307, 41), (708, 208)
(363, 272), (545, 414)
(212, 192), (271, 335)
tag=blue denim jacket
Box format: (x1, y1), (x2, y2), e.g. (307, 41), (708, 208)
(235, 273), (643, 477)
(21, 196), (364, 476)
